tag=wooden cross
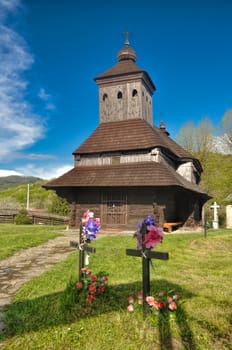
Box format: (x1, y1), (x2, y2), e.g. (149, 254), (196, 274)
(70, 223), (96, 280)
(126, 224), (169, 314)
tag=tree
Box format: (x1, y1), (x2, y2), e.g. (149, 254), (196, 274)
(176, 117), (214, 164)
(221, 109), (232, 153)
(175, 121), (195, 153)
(48, 196), (70, 216)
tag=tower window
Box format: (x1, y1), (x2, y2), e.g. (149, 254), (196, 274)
(117, 91), (122, 99)
(103, 93), (108, 101)
(132, 89), (138, 97)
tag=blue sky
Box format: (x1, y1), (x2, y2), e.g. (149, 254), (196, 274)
(0, 0), (231, 179)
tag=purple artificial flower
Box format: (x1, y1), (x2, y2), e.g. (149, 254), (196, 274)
(138, 215), (156, 228)
(85, 219), (100, 240)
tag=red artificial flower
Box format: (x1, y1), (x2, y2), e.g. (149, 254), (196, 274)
(98, 287), (105, 294)
(102, 275), (108, 281)
(159, 301), (167, 309)
(76, 281), (83, 289)
(128, 296), (134, 304)
(81, 267), (87, 273)
(85, 294), (95, 303)
(90, 275), (97, 282)
(89, 284), (97, 294)
(144, 225), (163, 249)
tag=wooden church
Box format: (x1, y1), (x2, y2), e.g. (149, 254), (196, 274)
(44, 39), (210, 230)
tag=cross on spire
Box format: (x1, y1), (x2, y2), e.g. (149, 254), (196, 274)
(123, 31), (130, 46)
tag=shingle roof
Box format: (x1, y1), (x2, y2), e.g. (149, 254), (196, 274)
(43, 161), (209, 197)
(73, 119), (194, 160)
(95, 60), (145, 79)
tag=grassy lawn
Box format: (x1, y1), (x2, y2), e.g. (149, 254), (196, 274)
(0, 224), (64, 260)
(0, 229), (232, 349)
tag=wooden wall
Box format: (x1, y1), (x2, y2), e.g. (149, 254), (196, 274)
(56, 186), (203, 230)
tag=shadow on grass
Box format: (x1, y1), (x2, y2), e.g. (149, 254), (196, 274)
(3, 279), (196, 349)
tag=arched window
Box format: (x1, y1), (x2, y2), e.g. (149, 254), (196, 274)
(103, 93), (108, 101)
(117, 91), (122, 99)
(132, 89), (138, 97)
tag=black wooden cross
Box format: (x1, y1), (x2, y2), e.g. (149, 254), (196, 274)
(126, 223), (169, 314)
(70, 223), (96, 281)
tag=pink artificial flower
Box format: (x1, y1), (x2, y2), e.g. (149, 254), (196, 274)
(153, 300), (161, 310)
(146, 296), (155, 306)
(95, 218), (101, 227)
(167, 296), (173, 303)
(128, 296), (134, 304)
(76, 281), (83, 289)
(102, 275), (108, 281)
(144, 225), (163, 249)
(158, 290), (165, 297)
(82, 210), (90, 225)
(173, 294), (181, 300)
(169, 301), (177, 311)
(127, 304), (134, 312)
(81, 267), (87, 273)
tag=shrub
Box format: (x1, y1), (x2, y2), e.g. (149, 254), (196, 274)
(15, 208), (32, 225)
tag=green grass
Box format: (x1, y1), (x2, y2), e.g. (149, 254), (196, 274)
(0, 224), (64, 260)
(1, 229), (232, 349)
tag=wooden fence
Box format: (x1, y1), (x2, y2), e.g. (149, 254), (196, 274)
(0, 209), (69, 226)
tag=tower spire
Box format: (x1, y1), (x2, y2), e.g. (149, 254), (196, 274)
(124, 31), (130, 46)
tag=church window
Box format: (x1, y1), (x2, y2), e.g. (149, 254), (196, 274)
(117, 91), (122, 99)
(132, 89), (138, 97)
(103, 93), (108, 101)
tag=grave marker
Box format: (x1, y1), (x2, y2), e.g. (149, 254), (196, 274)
(70, 223), (96, 280)
(126, 223), (169, 314)
(210, 201), (220, 229)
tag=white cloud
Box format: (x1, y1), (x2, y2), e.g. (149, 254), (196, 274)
(0, 1), (52, 162)
(16, 163), (73, 180)
(38, 88), (56, 111)
(0, 0), (20, 20)
(0, 169), (24, 177)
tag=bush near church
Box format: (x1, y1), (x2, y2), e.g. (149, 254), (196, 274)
(15, 208), (32, 225)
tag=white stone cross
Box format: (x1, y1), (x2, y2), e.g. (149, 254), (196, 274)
(210, 201), (220, 229)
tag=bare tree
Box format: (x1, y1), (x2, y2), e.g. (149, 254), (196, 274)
(176, 117), (214, 163)
(221, 109), (232, 153)
(176, 121), (195, 153)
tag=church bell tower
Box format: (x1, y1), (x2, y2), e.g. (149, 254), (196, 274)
(94, 37), (156, 125)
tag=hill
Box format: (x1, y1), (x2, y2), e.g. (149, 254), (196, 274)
(0, 176), (43, 191)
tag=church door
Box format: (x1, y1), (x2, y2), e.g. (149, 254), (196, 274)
(101, 191), (127, 225)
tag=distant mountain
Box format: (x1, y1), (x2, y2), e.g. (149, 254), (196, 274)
(0, 176), (43, 191)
